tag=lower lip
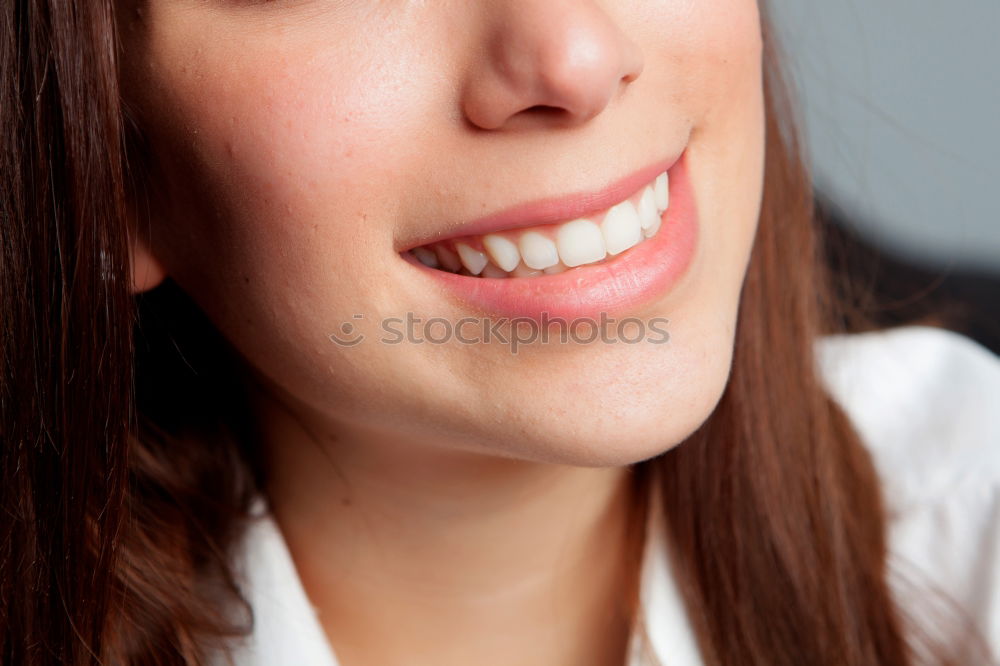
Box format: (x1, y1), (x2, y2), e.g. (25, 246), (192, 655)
(402, 152), (698, 322)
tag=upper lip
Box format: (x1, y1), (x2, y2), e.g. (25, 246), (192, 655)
(401, 150), (683, 251)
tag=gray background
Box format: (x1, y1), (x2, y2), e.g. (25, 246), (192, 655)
(767, 0), (1000, 274)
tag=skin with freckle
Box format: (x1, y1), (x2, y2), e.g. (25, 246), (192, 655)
(120, 0), (764, 469)
(1, 2), (990, 665)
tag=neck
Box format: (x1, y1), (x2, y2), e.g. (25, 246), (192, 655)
(252, 383), (648, 666)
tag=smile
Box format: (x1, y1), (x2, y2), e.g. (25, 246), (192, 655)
(406, 171), (669, 278)
(400, 150), (698, 322)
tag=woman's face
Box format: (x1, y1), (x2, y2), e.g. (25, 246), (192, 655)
(120, 0), (765, 466)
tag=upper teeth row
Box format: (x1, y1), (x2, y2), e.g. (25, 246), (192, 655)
(413, 171), (669, 277)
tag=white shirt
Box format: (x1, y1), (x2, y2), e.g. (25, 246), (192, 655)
(213, 326), (1000, 665)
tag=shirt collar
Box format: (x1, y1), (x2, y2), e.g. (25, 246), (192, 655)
(217, 472), (705, 666)
(631, 471), (706, 666)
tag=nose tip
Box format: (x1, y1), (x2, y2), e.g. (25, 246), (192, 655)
(461, 2), (645, 131)
(533, 28), (644, 122)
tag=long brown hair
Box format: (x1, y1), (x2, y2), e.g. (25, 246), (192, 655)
(1, 1), (993, 664)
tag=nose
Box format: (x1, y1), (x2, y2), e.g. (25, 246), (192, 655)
(460, 0), (645, 131)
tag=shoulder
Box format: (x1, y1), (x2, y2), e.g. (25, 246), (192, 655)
(814, 325), (1000, 658)
(815, 325), (1000, 508)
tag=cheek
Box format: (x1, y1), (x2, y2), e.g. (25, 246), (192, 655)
(133, 10), (440, 301)
(125, 10), (478, 429)
(636, 0), (764, 243)
(682, 0), (766, 261)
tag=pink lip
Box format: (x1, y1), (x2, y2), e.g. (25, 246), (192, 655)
(401, 150), (697, 322)
(402, 152), (684, 249)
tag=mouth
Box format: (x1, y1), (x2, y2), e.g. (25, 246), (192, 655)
(404, 169), (670, 278)
(400, 150), (698, 321)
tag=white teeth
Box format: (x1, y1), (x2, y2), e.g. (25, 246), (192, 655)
(455, 242), (488, 275)
(600, 200), (642, 256)
(434, 244), (462, 272)
(480, 262), (509, 278)
(412, 246), (439, 268)
(556, 218), (606, 268)
(518, 232), (560, 270)
(637, 186), (660, 232)
(482, 234), (521, 272)
(417, 169), (670, 278)
(642, 214), (661, 239)
(511, 262), (542, 277)
(654, 172), (669, 212)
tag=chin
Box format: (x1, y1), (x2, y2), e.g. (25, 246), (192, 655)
(460, 355), (734, 469)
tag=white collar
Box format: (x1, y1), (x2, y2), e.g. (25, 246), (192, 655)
(217, 470), (705, 666)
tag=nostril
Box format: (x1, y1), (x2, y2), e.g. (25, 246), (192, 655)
(525, 104), (564, 116)
(517, 104), (585, 127)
